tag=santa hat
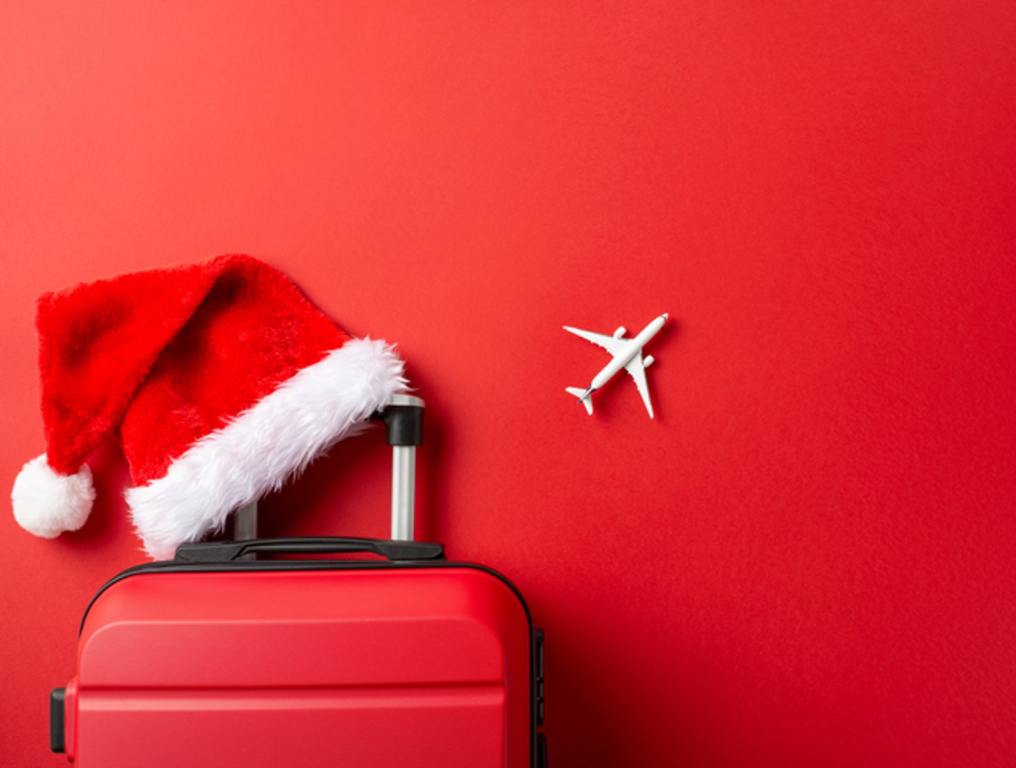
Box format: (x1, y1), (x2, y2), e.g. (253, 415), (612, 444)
(11, 254), (406, 559)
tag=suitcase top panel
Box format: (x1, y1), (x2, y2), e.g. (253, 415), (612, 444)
(79, 562), (532, 690)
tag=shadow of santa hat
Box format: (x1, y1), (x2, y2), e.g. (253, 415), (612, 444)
(11, 254), (406, 559)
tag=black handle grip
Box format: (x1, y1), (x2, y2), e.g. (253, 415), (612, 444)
(372, 399), (423, 447)
(175, 536), (444, 563)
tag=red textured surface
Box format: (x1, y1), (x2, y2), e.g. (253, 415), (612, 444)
(36, 254), (347, 479)
(1, 2), (1014, 766)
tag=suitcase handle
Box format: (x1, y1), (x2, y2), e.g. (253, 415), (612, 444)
(174, 536), (444, 563)
(372, 394), (424, 541)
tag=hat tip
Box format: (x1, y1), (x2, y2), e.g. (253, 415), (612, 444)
(11, 454), (95, 539)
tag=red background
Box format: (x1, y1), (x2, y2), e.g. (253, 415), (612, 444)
(2, 2), (1015, 766)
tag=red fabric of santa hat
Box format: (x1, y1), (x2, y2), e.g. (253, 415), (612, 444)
(11, 254), (406, 559)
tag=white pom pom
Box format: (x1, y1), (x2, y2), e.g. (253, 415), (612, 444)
(11, 454), (95, 538)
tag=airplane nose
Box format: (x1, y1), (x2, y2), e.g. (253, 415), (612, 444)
(661, 313), (669, 320)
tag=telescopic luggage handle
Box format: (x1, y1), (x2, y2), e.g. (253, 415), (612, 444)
(373, 393), (424, 541)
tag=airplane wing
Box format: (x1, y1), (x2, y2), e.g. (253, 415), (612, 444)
(563, 325), (626, 355)
(625, 352), (654, 418)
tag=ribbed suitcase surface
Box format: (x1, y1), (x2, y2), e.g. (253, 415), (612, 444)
(58, 558), (541, 767)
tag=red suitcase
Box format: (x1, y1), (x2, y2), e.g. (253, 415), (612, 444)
(50, 397), (547, 767)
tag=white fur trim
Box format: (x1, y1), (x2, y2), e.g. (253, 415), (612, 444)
(127, 338), (406, 559)
(12, 454), (95, 538)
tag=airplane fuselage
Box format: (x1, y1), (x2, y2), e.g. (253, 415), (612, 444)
(588, 313), (667, 392)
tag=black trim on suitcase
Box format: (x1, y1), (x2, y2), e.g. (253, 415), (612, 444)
(50, 687), (65, 753)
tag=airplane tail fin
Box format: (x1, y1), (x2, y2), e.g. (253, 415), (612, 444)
(565, 387), (594, 415)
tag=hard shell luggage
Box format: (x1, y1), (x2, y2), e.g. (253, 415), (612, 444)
(50, 396), (548, 767)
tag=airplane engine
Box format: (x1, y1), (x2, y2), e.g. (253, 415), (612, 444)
(644, 355), (655, 368)
(613, 326), (627, 338)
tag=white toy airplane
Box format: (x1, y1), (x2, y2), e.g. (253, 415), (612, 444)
(564, 313), (668, 418)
